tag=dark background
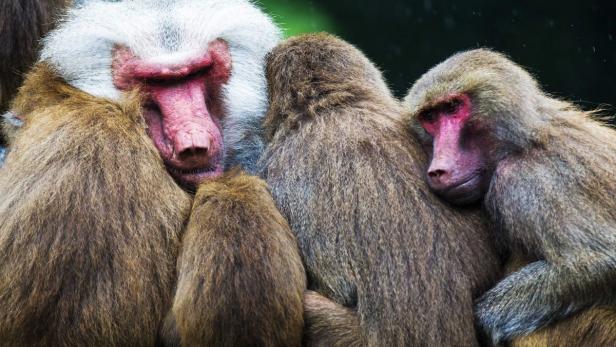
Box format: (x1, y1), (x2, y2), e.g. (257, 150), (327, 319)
(261, 0), (616, 121)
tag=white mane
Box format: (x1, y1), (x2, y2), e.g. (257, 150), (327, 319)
(41, 0), (281, 171)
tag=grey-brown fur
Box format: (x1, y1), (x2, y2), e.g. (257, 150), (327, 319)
(258, 33), (501, 346)
(404, 48), (616, 345)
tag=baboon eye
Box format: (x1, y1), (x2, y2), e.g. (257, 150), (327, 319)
(443, 98), (462, 114)
(420, 109), (437, 123)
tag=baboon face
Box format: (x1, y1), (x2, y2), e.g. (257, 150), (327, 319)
(407, 49), (540, 206)
(416, 93), (493, 205)
(112, 40), (231, 187)
(39, 0), (281, 189)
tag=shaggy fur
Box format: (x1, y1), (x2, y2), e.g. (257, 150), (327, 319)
(0, 63), (192, 346)
(258, 33), (501, 346)
(405, 49), (616, 346)
(303, 291), (365, 347)
(2, 62), (308, 347)
(1, 2), (310, 345)
(0, 0), (70, 146)
(506, 256), (616, 347)
(164, 171), (306, 346)
(41, 0), (281, 172)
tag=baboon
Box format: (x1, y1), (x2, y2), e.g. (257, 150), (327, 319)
(0, 63), (192, 346)
(254, 33), (501, 346)
(404, 48), (616, 346)
(0, 0), (71, 146)
(0, 0), (307, 345)
(165, 171), (306, 347)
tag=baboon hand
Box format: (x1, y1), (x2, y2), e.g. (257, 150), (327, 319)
(474, 261), (554, 345)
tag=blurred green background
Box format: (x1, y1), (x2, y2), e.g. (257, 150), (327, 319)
(259, 0), (615, 119)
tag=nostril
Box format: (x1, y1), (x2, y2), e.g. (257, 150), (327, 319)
(172, 132), (213, 164)
(178, 146), (208, 160)
(428, 169), (447, 178)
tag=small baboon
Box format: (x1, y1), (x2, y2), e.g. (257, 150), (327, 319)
(164, 171), (306, 347)
(255, 33), (501, 346)
(404, 48), (616, 346)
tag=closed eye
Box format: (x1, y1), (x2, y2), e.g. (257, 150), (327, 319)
(442, 98), (463, 114)
(142, 66), (212, 87)
(419, 108), (437, 123)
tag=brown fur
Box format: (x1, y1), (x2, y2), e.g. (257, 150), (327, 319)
(511, 309), (616, 347)
(165, 171), (306, 347)
(258, 33), (501, 346)
(506, 256), (616, 347)
(3, 60), (72, 146)
(404, 49), (616, 346)
(0, 62), (192, 346)
(3, 63), (309, 346)
(303, 291), (365, 347)
(0, 0), (71, 145)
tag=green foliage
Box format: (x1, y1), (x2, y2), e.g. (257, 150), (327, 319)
(257, 0), (337, 37)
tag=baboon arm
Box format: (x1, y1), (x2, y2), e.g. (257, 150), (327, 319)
(476, 252), (616, 344)
(303, 290), (366, 347)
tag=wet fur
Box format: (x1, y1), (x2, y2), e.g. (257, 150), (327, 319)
(405, 49), (616, 346)
(258, 34), (501, 346)
(0, 63), (192, 346)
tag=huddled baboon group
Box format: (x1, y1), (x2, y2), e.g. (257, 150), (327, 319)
(0, 0), (615, 346)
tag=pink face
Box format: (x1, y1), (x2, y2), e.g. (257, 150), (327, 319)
(417, 94), (491, 205)
(112, 40), (231, 188)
